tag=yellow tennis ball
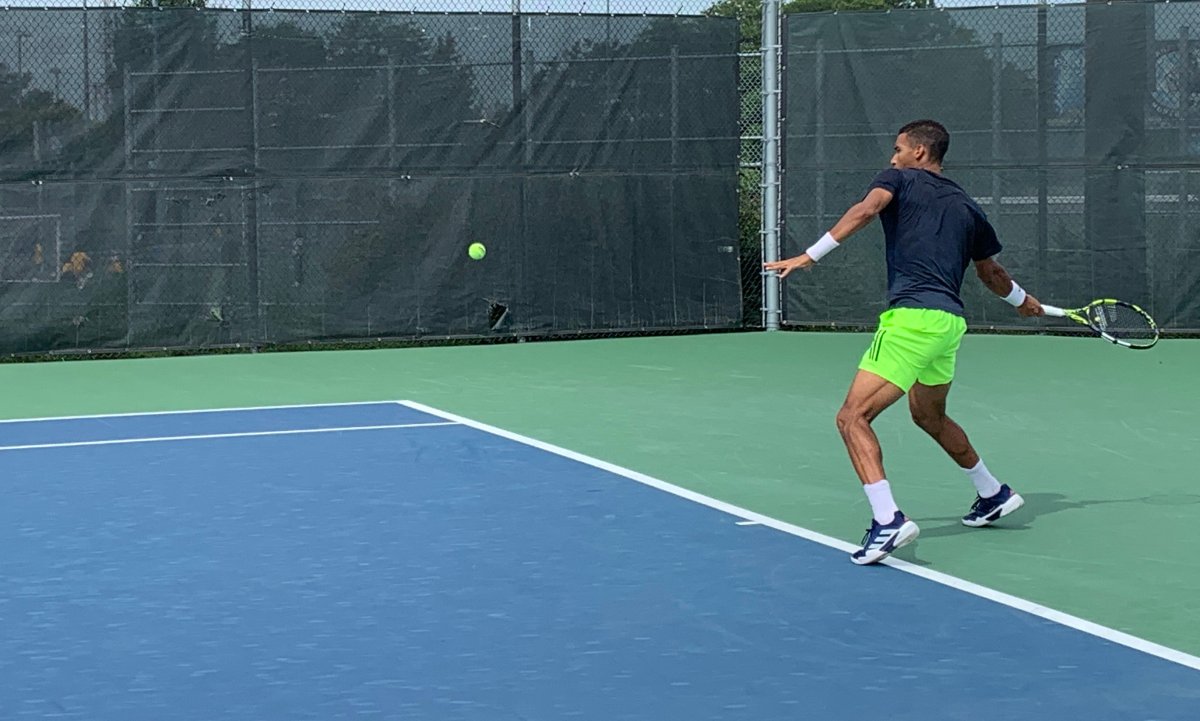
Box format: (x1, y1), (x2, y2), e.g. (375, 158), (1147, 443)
(468, 242), (486, 261)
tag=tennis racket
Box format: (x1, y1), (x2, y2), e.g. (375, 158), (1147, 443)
(1041, 299), (1159, 349)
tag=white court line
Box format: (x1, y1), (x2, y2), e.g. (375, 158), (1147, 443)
(0, 400), (403, 425)
(399, 399), (1200, 673)
(0, 421), (457, 452)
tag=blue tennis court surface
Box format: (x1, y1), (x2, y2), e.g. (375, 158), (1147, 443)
(2, 401), (1196, 720)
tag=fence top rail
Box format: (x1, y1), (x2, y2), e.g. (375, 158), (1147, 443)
(125, 51), (733, 78)
(787, 42), (1025, 56)
(0, 5), (712, 17)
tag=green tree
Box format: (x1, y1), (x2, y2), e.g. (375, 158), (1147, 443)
(704, 0), (932, 53)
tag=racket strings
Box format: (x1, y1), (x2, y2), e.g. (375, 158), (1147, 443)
(1091, 303), (1157, 341)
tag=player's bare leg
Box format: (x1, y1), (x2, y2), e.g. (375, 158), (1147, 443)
(836, 370), (918, 564)
(907, 381), (978, 468)
(835, 370), (905, 483)
(908, 381), (1024, 527)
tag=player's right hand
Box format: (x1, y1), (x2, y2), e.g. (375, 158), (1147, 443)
(1017, 294), (1044, 317)
(763, 254), (815, 279)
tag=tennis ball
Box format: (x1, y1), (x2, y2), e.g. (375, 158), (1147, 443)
(468, 242), (486, 261)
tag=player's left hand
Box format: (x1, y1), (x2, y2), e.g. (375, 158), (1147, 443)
(763, 254), (815, 278)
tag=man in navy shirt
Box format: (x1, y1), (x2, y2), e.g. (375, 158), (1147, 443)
(765, 120), (1044, 565)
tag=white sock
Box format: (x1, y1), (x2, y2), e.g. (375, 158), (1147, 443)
(964, 459), (1002, 499)
(863, 479), (900, 524)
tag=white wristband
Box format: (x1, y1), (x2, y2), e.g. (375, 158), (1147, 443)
(1003, 281), (1027, 307)
(805, 232), (840, 262)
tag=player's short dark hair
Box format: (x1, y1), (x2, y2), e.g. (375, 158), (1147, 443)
(898, 119), (949, 163)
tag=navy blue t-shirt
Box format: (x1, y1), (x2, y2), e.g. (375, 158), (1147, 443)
(868, 168), (1001, 317)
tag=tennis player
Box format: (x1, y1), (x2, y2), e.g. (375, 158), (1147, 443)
(765, 120), (1044, 565)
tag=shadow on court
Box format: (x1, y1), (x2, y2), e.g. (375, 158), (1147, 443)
(889, 491), (1200, 565)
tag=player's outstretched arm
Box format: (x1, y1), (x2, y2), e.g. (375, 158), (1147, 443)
(974, 256), (1044, 317)
(763, 188), (893, 278)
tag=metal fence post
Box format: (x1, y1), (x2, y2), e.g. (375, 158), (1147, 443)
(992, 32), (1003, 220)
(82, 1), (91, 121)
(1035, 3), (1049, 296)
(1179, 26), (1191, 247)
(671, 45), (680, 324)
(387, 55), (398, 203)
(123, 67), (135, 348)
(814, 39), (824, 228)
(248, 53), (261, 344)
(761, 0), (781, 330)
(523, 47), (534, 166)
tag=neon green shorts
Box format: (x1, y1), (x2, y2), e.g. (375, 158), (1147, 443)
(858, 308), (967, 392)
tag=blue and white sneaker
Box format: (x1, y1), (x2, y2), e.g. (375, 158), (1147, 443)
(850, 511), (920, 566)
(961, 484), (1025, 528)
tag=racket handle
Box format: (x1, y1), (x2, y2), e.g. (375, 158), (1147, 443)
(1041, 304), (1066, 317)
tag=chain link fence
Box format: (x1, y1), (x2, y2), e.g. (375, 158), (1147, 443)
(783, 2), (1200, 334)
(738, 48), (762, 327)
(0, 7), (746, 356)
(183, 0), (709, 14)
(5, 0), (714, 13)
